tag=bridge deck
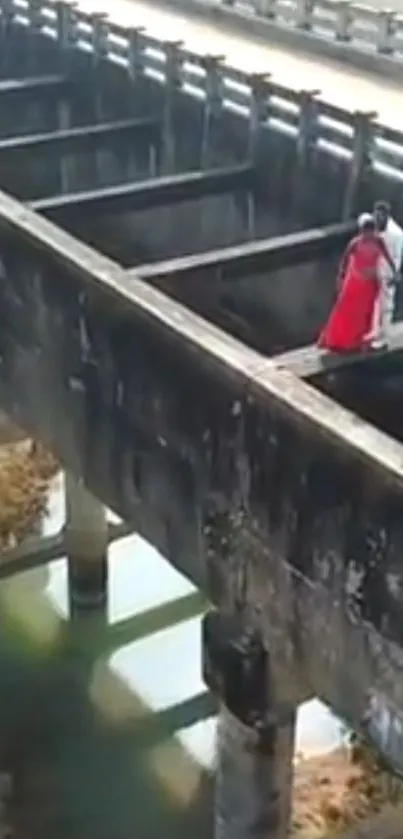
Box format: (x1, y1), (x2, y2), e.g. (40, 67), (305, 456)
(78, 0), (403, 131)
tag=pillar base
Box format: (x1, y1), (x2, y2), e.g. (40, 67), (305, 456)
(215, 705), (295, 839)
(64, 472), (109, 614)
(68, 554), (108, 610)
(202, 610), (296, 839)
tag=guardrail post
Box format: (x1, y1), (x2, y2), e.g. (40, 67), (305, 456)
(253, 0), (276, 19)
(55, 0), (77, 85)
(247, 73), (270, 236)
(90, 13), (109, 127)
(127, 26), (145, 84)
(200, 54), (225, 167)
(27, 0), (43, 72)
(162, 40), (183, 173)
(248, 73), (270, 159)
(294, 89), (319, 217)
(343, 110), (376, 220)
(27, 0), (42, 34)
(55, 0), (78, 53)
(335, 0), (352, 41)
(0, 0), (14, 76)
(91, 12), (109, 67)
(376, 10), (397, 55)
(295, 0), (315, 30)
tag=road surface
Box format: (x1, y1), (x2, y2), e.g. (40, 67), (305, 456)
(77, 0), (403, 130)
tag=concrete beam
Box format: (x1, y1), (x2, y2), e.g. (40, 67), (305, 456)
(30, 163), (255, 222)
(133, 222), (352, 284)
(2, 189), (403, 769)
(0, 74), (69, 106)
(0, 116), (160, 160)
(272, 323), (403, 380)
(0, 520), (131, 581)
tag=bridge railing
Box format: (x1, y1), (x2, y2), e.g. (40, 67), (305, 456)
(2, 0), (403, 182)
(177, 0), (403, 62)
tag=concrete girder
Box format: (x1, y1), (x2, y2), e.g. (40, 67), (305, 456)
(0, 74), (69, 107)
(1, 188), (403, 770)
(30, 163), (255, 222)
(0, 520), (131, 582)
(130, 223), (353, 355)
(133, 221), (353, 283)
(0, 115), (161, 161)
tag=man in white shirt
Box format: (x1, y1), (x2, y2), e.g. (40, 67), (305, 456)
(372, 200), (403, 347)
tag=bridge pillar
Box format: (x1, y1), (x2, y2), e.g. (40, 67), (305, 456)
(203, 610), (296, 839)
(64, 471), (108, 612)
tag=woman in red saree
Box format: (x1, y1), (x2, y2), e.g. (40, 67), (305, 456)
(318, 213), (395, 352)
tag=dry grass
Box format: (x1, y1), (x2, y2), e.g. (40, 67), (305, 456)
(292, 737), (403, 838)
(0, 439), (58, 553)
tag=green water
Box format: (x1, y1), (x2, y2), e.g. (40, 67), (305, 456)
(0, 473), (343, 837)
(0, 484), (215, 837)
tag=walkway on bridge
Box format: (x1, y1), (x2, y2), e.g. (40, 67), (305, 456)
(79, 0), (403, 131)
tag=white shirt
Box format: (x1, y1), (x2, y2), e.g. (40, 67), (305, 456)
(378, 217), (403, 284)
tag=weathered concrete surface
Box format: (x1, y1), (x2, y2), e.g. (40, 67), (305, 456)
(1, 19), (400, 354)
(214, 706), (295, 839)
(1, 188), (403, 769)
(133, 225), (351, 351)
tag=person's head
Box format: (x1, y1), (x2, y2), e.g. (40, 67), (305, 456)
(357, 212), (375, 236)
(373, 200), (390, 232)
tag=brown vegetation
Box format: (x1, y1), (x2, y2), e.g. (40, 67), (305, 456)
(0, 439), (58, 553)
(293, 736), (403, 838)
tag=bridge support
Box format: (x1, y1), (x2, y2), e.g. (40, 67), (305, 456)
(203, 610), (296, 839)
(64, 472), (108, 613)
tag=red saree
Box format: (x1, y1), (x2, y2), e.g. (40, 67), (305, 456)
(318, 236), (386, 352)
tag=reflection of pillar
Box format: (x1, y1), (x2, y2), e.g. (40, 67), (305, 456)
(203, 610), (296, 839)
(64, 471), (108, 611)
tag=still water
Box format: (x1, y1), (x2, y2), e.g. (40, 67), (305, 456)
(0, 473), (343, 837)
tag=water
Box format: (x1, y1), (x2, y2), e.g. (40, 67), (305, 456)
(0, 473), (344, 837)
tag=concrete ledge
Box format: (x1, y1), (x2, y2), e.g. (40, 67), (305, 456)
(150, 0), (403, 84)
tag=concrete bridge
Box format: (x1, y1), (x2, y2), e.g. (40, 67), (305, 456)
(2, 1), (403, 837)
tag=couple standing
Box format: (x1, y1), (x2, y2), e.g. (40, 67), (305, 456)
(319, 201), (403, 352)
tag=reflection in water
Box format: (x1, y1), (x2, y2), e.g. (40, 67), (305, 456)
(0, 474), (343, 837)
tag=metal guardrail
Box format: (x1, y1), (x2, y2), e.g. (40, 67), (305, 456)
(252, 0), (403, 53)
(179, 0), (403, 63)
(1, 0), (403, 182)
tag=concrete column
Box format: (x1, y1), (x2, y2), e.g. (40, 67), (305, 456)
(215, 705), (296, 839)
(203, 609), (296, 839)
(64, 471), (108, 610)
